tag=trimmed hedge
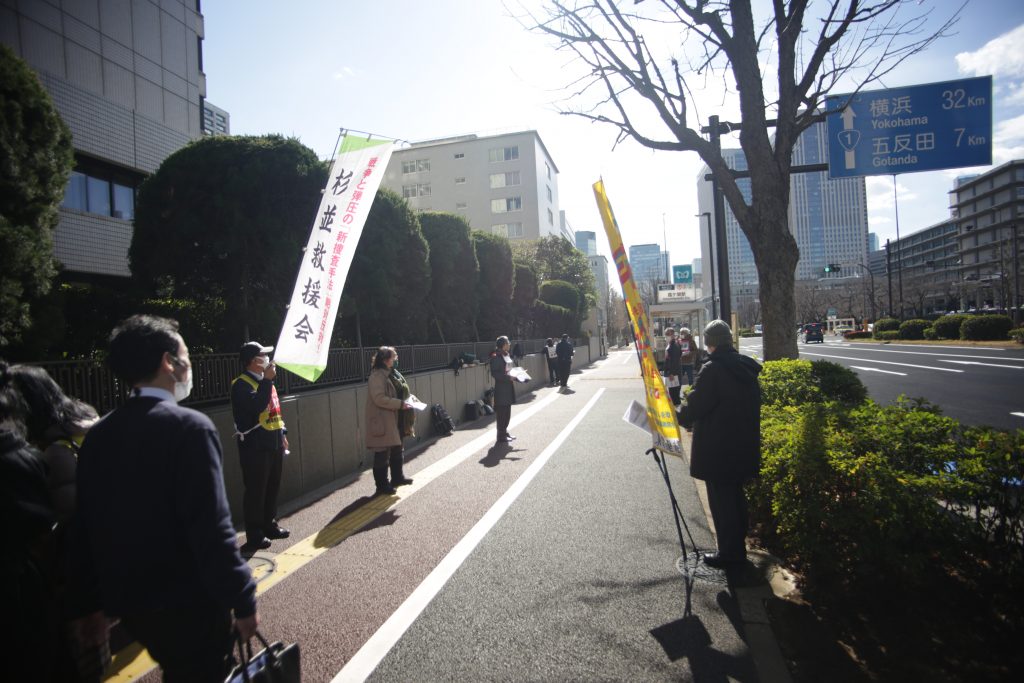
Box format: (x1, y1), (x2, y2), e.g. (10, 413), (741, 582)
(961, 314), (1013, 341)
(760, 359), (867, 408)
(874, 317), (900, 332)
(843, 330), (872, 340)
(899, 318), (930, 340)
(923, 326), (937, 340)
(933, 314), (968, 339)
(1011, 327), (1024, 344)
(874, 330), (900, 340)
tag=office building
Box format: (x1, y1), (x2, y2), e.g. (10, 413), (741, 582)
(380, 130), (561, 242)
(629, 244), (668, 286)
(697, 120), (869, 316)
(575, 230), (598, 257)
(202, 99), (229, 136)
(1, 0), (207, 278)
(950, 159), (1024, 312)
(884, 219), (959, 316)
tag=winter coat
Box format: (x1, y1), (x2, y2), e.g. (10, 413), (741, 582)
(489, 352), (516, 406)
(664, 338), (683, 375)
(365, 368), (404, 450)
(678, 333), (696, 365)
(678, 347), (762, 483)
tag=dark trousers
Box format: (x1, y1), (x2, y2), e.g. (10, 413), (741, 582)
(557, 359), (571, 387)
(373, 446), (402, 470)
(495, 404), (511, 439)
(547, 358), (557, 383)
(705, 481), (749, 560)
(669, 385), (682, 406)
(239, 439), (283, 540)
(121, 605), (233, 683)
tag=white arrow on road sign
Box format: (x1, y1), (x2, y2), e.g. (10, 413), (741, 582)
(839, 107), (858, 169)
(850, 365), (907, 376)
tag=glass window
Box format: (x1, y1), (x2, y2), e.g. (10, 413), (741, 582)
(418, 183), (431, 197)
(417, 159), (430, 172)
(87, 176), (111, 216)
(488, 146), (519, 162)
(547, 208), (554, 225)
(62, 171), (87, 210)
(113, 183), (134, 220)
(545, 162), (551, 179)
(455, 202), (467, 210)
(507, 222), (523, 237)
(454, 153), (465, 159)
(489, 171), (520, 188)
(491, 196), (522, 213)
(402, 185), (417, 199)
(455, 177), (466, 184)
(546, 186), (552, 202)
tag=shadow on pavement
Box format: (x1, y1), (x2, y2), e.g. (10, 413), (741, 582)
(650, 613), (756, 681)
(479, 443), (523, 468)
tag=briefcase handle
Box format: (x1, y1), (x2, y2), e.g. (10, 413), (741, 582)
(229, 630), (279, 683)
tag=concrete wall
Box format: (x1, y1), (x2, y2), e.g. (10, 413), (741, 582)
(205, 347), (598, 522)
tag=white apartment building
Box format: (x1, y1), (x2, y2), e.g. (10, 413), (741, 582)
(1, 0), (206, 278)
(202, 99), (229, 136)
(381, 130), (561, 241)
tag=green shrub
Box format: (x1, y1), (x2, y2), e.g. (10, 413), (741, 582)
(923, 326), (937, 340)
(961, 314), (1013, 341)
(933, 314), (968, 339)
(874, 330), (900, 340)
(874, 317), (900, 332)
(844, 330), (872, 340)
(759, 359), (867, 408)
(899, 318), (930, 340)
(1011, 327), (1024, 344)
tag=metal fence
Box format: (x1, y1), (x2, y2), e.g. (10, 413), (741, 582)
(33, 337), (563, 414)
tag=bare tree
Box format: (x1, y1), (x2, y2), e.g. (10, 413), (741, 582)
(525, 0), (958, 359)
(607, 287), (630, 344)
(795, 281), (830, 324)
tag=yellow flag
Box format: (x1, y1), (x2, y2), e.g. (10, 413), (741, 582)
(593, 180), (683, 456)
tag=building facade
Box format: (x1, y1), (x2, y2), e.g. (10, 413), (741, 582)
(1, 0), (206, 278)
(629, 244), (668, 286)
(575, 230), (597, 256)
(380, 130), (561, 242)
(884, 219), (959, 317)
(202, 99), (229, 136)
(950, 160), (1024, 313)
(697, 121), (869, 319)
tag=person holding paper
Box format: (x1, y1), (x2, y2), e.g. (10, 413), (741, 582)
(545, 338), (558, 385)
(663, 327), (683, 406)
(678, 327), (696, 386)
(489, 336), (516, 443)
(365, 346), (414, 496)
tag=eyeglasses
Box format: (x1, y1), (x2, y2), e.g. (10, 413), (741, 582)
(171, 355), (191, 369)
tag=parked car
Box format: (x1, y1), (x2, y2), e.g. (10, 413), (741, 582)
(802, 323), (824, 343)
(834, 325), (854, 336)
(753, 324), (763, 335)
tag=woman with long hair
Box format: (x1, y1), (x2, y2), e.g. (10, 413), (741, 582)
(364, 347), (415, 496)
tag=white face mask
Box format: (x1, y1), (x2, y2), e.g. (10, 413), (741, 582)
(173, 366), (193, 402)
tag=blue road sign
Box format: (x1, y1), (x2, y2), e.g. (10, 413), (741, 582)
(672, 264), (693, 284)
(826, 76), (992, 178)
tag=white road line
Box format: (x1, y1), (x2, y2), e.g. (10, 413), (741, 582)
(800, 351), (964, 373)
(620, 351), (634, 365)
(332, 389), (606, 683)
(850, 365), (907, 376)
(939, 360), (1024, 369)
(1012, 412), (1024, 419)
(826, 348), (1024, 362)
(848, 342), (1007, 351)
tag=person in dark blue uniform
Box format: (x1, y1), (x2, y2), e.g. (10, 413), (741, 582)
(231, 341), (290, 552)
(70, 315), (258, 682)
(555, 334), (574, 389)
(489, 336), (517, 444)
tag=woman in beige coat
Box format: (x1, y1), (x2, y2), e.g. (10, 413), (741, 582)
(365, 346), (414, 495)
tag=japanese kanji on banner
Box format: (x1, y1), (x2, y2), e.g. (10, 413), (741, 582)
(274, 134), (394, 381)
(593, 180), (683, 457)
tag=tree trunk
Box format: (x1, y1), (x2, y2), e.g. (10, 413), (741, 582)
(750, 206), (800, 361)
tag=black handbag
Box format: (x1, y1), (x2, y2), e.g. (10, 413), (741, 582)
(225, 631), (300, 683)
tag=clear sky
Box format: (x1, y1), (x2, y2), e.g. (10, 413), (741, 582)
(202, 1), (1024, 277)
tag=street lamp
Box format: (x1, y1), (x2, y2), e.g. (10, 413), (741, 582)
(852, 263), (876, 322)
(697, 212), (716, 318)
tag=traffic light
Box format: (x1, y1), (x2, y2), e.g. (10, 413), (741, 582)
(823, 263), (841, 274)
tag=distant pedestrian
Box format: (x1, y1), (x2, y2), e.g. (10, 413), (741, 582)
(489, 336), (516, 443)
(231, 341), (290, 552)
(677, 328), (696, 387)
(555, 334), (574, 389)
(545, 338), (558, 386)
(678, 319), (761, 569)
(511, 342), (524, 367)
(663, 327), (683, 406)
(365, 346), (415, 496)
(70, 315), (258, 682)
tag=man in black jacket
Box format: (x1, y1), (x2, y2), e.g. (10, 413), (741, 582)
(71, 315), (258, 681)
(231, 341), (290, 552)
(555, 334), (574, 390)
(678, 319), (761, 568)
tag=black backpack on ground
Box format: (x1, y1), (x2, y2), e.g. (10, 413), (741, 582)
(431, 403), (455, 435)
(464, 401), (480, 422)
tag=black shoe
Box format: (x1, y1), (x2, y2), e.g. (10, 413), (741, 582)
(505, 434), (517, 441)
(266, 526), (290, 540)
(702, 552), (743, 568)
(374, 485), (396, 496)
(241, 537), (271, 552)
(392, 477), (414, 486)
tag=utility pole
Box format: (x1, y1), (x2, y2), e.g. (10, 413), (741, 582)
(1013, 224), (1021, 326)
(697, 212), (716, 318)
(885, 239), (893, 318)
(703, 115), (732, 323)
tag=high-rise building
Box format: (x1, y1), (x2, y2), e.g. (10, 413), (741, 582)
(575, 230), (597, 256)
(380, 130), (561, 242)
(1, 0), (207, 278)
(629, 244), (668, 285)
(202, 100), (230, 136)
(697, 120), (869, 314)
(868, 232), (879, 253)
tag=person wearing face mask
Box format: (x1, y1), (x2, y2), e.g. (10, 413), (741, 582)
(231, 341), (290, 553)
(68, 315), (258, 682)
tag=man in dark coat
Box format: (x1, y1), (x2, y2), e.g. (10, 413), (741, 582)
(663, 327), (683, 406)
(70, 315), (258, 681)
(678, 319), (761, 568)
(555, 334), (574, 389)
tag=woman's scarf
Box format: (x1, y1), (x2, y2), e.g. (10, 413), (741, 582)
(389, 368), (415, 437)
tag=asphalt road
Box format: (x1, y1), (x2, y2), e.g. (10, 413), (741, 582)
(127, 350), (764, 683)
(741, 336), (1024, 430)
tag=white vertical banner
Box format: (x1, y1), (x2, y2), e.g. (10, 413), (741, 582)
(274, 134), (394, 381)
